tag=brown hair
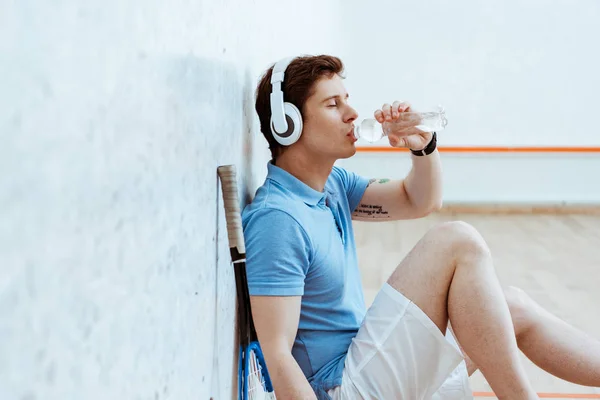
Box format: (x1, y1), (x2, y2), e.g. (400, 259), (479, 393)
(254, 55), (344, 162)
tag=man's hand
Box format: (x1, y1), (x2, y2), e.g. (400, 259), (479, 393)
(374, 101), (433, 150)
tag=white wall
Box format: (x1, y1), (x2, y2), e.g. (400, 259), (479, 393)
(0, 1), (346, 399)
(336, 0), (600, 204)
(341, 153), (600, 204)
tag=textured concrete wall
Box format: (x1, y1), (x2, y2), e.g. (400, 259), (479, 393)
(0, 1), (344, 399)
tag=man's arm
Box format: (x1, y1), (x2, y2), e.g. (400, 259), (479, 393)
(250, 295), (317, 400)
(352, 149), (442, 221)
(352, 101), (443, 221)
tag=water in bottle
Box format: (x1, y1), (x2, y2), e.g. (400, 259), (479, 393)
(354, 105), (448, 143)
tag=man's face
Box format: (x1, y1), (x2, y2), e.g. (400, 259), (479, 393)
(297, 74), (359, 161)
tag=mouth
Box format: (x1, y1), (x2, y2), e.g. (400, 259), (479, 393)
(347, 127), (357, 142)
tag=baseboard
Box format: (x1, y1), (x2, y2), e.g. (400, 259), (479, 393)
(437, 203), (600, 215)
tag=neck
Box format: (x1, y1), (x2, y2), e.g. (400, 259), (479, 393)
(275, 150), (334, 193)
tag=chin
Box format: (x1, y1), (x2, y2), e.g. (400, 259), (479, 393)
(337, 146), (357, 160)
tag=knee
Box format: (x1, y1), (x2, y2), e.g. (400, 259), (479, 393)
(428, 221), (491, 260)
(504, 286), (538, 337)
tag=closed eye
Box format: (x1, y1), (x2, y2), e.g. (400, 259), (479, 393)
(323, 93), (348, 107)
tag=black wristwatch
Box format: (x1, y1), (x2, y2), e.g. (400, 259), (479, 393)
(410, 132), (437, 156)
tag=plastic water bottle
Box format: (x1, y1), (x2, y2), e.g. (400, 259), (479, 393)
(354, 105), (448, 143)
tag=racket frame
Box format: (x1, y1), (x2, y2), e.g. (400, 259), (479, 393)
(218, 165), (276, 400)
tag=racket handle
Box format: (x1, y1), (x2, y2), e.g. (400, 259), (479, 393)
(217, 165), (246, 257)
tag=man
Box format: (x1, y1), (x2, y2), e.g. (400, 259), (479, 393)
(241, 55), (600, 399)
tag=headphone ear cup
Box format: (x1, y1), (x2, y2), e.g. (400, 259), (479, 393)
(270, 102), (303, 146)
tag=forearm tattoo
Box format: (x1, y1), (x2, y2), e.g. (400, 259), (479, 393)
(356, 178), (391, 219)
(353, 203), (390, 219)
(367, 178), (390, 187)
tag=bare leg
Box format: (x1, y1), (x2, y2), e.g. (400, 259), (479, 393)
(387, 221), (537, 400)
(450, 287), (600, 387)
(448, 323), (478, 376)
(506, 286), (600, 386)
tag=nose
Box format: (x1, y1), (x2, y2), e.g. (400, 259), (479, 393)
(345, 104), (358, 123)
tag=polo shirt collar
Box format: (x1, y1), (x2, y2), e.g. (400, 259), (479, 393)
(266, 162), (327, 206)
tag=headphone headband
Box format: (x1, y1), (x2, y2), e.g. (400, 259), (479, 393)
(271, 57), (294, 84)
(270, 57), (295, 133)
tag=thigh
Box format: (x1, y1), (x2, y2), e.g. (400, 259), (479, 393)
(386, 221), (483, 333)
(333, 283), (465, 400)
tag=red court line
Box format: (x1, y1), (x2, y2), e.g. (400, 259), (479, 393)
(355, 146), (600, 153)
(473, 392), (600, 398)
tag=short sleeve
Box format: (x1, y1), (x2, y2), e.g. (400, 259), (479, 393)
(331, 166), (370, 212)
(243, 208), (312, 296)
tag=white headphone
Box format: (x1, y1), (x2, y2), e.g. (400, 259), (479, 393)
(270, 57), (303, 146)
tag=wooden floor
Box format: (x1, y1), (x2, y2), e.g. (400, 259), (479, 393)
(353, 212), (600, 399)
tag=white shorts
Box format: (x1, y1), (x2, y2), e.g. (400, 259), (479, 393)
(327, 283), (473, 400)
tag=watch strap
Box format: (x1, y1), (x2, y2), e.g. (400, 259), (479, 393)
(410, 132), (437, 156)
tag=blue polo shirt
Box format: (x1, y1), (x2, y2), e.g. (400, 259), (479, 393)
(241, 162), (370, 399)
